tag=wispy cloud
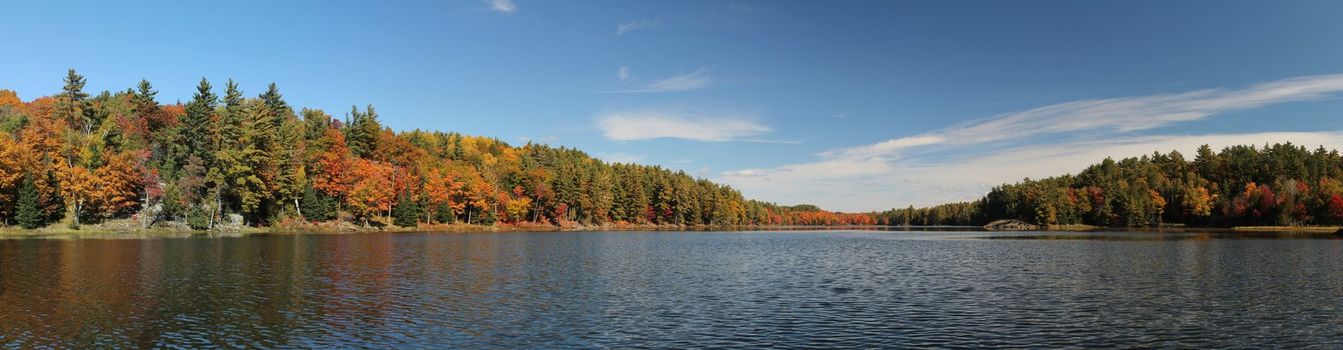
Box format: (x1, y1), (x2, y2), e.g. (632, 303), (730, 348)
(720, 169), (768, 177)
(595, 109), (770, 142)
(616, 19), (658, 35)
(608, 69), (711, 93)
(516, 135), (557, 144)
(724, 132), (1343, 212)
(717, 73), (1343, 211)
(831, 74), (1343, 159)
(596, 152), (648, 164)
(485, 0), (516, 13)
(617, 66), (630, 81)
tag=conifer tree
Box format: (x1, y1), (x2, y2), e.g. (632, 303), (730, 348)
(57, 69), (91, 135)
(300, 184), (335, 221)
(392, 190), (420, 227)
(343, 105), (381, 158)
(16, 174), (43, 229)
(181, 78), (217, 169)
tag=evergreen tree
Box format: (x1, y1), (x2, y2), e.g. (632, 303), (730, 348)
(300, 184), (335, 221)
(181, 78), (218, 169)
(260, 83), (290, 129)
(57, 69), (91, 134)
(15, 174), (42, 229)
(392, 190), (420, 227)
(343, 105), (381, 158)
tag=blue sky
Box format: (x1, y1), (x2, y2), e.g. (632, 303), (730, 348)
(4, 0), (1343, 211)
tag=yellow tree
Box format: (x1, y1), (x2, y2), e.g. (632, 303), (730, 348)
(90, 151), (144, 219)
(311, 128), (352, 210)
(0, 136), (23, 218)
(345, 158), (394, 224)
(61, 166), (96, 225)
(0, 90), (20, 108)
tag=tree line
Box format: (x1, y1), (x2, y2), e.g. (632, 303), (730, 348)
(0, 70), (855, 230)
(874, 143), (1343, 228)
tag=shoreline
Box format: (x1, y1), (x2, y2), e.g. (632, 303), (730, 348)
(0, 222), (1339, 239)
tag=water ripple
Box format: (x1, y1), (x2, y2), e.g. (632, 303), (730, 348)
(2, 231), (1343, 348)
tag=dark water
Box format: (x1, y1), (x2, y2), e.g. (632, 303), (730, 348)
(3, 231), (1343, 348)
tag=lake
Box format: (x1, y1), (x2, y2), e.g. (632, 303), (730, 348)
(2, 230), (1342, 348)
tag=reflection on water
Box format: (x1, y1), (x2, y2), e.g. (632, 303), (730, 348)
(2, 231), (1342, 348)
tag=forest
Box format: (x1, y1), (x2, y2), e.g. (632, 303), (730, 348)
(6, 70), (1336, 232)
(0, 70), (873, 231)
(874, 143), (1343, 228)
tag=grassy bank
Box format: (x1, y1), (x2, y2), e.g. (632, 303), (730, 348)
(0, 220), (795, 238)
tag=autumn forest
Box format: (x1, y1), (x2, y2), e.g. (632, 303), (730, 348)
(2, 70), (1341, 232)
(0, 70), (877, 231)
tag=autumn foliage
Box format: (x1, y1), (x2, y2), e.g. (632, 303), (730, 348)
(0, 71), (846, 229)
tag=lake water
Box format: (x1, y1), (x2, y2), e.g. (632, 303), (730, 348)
(2, 230), (1342, 348)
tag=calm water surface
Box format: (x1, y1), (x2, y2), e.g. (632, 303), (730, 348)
(2, 230), (1343, 348)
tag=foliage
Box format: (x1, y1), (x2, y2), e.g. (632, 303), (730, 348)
(27, 71), (1339, 232)
(880, 143), (1343, 228)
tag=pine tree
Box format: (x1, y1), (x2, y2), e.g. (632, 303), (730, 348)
(435, 203), (456, 224)
(300, 184), (335, 221)
(260, 83), (290, 130)
(392, 190), (420, 227)
(343, 105), (381, 158)
(181, 78), (217, 168)
(57, 69), (91, 135)
(16, 174), (42, 229)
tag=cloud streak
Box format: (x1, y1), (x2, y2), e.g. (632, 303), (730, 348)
(485, 0), (516, 13)
(596, 152), (648, 164)
(832, 74), (1343, 159)
(616, 19), (658, 35)
(595, 109), (770, 142)
(724, 132), (1343, 212)
(607, 69), (711, 93)
(718, 73), (1343, 211)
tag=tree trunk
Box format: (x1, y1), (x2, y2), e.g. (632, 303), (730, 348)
(73, 200), (82, 226)
(211, 190), (221, 229)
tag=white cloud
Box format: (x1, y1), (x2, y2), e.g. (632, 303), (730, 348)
(721, 169), (767, 177)
(595, 109), (770, 141)
(825, 135), (944, 158)
(617, 66), (630, 81)
(616, 19), (658, 35)
(596, 152), (648, 164)
(516, 135), (557, 144)
(485, 0), (516, 13)
(830, 73), (1343, 159)
(722, 132), (1343, 212)
(716, 73), (1343, 212)
(609, 69), (711, 93)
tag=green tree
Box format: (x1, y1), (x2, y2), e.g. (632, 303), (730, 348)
(392, 190), (420, 227)
(16, 174), (43, 229)
(57, 69), (93, 135)
(300, 184), (336, 221)
(180, 78), (218, 172)
(343, 105), (381, 158)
